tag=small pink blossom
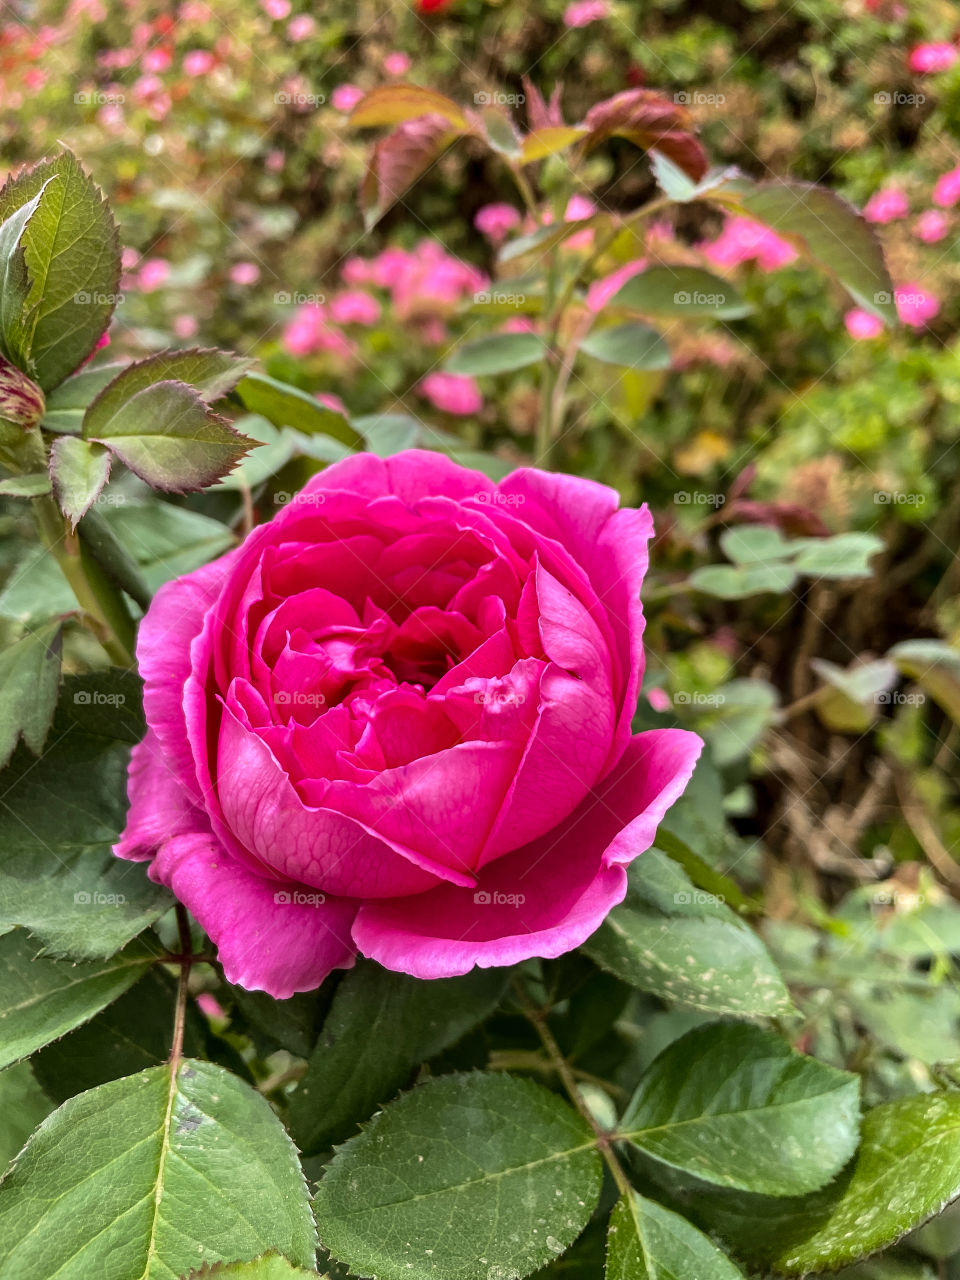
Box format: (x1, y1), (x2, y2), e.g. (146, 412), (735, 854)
(229, 262), (260, 286)
(384, 51), (411, 77)
(265, 149), (285, 173)
(340, 256), (372, 285)
(282, 303), (325, 356)
(895, 283), (940, 327)
(141, 46), (172, 73)
(563, 0), (609, 27)
(647, 687), (672, 713)
(121, 247), (140, 270)
(502, 317), (537, 334)
(330, 290), (381, 326)
(331, 83), (364, 113)
(587, 259), (647, 312)
(565, 195), (596, 221)
(907, 42), (958, 74)
(474, 203), (522, 242)
(913, 209), (949, 242)
(195, 993), (224, 1019)
(183, 49), (216, 76)
(933, 165), (960, 208)
(420, 371), (483, 415)
(844, 307), (884, 340)
(173, 314), (200, 339)
(702, 216), (797, 271)
(863, 187), (909, 224)
(287, 14), (315, 41)
(316, 391), (347, 414)
(138, 258), (170, 292)
(261, 0), (291, 18)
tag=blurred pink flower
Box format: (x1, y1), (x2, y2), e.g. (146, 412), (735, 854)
(907, 42), (958, 73)
(261, 0), (291, 18)
(141, 46), (172, 73)
(121, 247), (139, 270)
(646, 687), (672, 713)
(863, 187), (909, 224)
(287, 14), (315, 41)
(895, 283), (939, 327)
(390, 242), (486, 319)
(229, 262), (260, 286)
(331, 83), (364, 113)
(195, 992), (224, 1019)
(316, 391), (347, 414)
(564, 195), (596, 250)
(368, 247), (414, 288)
(183, 49), (216, 76)
(913, 209), (949, 242)
(138, 258), (170, 291)
(283, 303), (325, 356)
(702, 215), (797, 270)
(173, 314), (200, 339)
(502, 316), (537, 334)
(844, 307), (884, 340)
(265, 149), (286, 172)
(563, 0), (609, 26)
(420, 371), (483, 415)
(384, 51), (411, 76)
(587, 259), (647, 312)
(341, 256), (372, 284)
(933, 165), (960, 207)
(330, 290), (381, 325)
(474, 203), (522, 242)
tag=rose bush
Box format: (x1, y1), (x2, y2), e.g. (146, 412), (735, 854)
(115, 450), (701, 996)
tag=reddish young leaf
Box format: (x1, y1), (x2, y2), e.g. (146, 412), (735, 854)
(582, 88), (708, 180)
(361, 114), (463, 227)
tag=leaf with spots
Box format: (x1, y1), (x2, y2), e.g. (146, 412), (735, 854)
(0, 1059), (317, 1278)
(606, 1191), (746, 1279)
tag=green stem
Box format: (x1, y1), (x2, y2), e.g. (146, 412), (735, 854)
(168, 904), (194, 1066)
(33, 493), (136, 666)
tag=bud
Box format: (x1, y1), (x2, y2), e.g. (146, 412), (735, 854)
(0, 354), (45, 430)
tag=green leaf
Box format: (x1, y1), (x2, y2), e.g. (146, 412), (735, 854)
(712, 177), (897, 324)
(703, 679), (779, 767)
(0, 700), (170, 958)
(289, 960), (507, 1154)
(0, 620), (61, 768)
(350, 83), (470, 130)
(0, 181), (50, 371)
(97, 501), (235, 592)
(611, 268), (751, 318)
(520, 126), (589, 163)
(31, 967), (206, 1103)
(83, 378), (253, 492)
(791, 532), (884, 579)
(688, 562), (798, 599)
(40, 360), (126, 432)
(49, 435), (111, 527)
(233, 373), (360, 448)
(694, 1093), (960, 1275)
(85, 349), (253, 423)
(0, 472), (50, 497)
(888, 639), (960, 724)
(719, 524), (794, 564)
(0, 1063), (53, 1170)
(0, 1058), (318, 1278)
(0, 929), (154, 1070)
(621, 1023), (860, 1196)
(582, 850), (791, 1017)
(446, 332), (546, 375)
(0, 151), (121, 390)
(580, 323), (671, 370)
(480, 107), (522, 157)
(315, 1072), (603, 1280)
(184, 1258), (323, 1279)
(606, 1191), (745, 1280)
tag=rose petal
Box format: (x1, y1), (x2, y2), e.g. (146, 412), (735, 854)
(114, 729), (207, 861)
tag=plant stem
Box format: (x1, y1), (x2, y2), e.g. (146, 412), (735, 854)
(33, 493), (136, 666)
(515, 982), (635, 1201)
(168, 904), (194, 1066)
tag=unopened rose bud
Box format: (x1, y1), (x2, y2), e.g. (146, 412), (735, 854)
(0, 355), (45, 430)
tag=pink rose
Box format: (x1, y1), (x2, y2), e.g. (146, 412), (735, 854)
(419, 371), (483, 415)
(702, 215), (797, 270)
(895, 283), (939, 327)
(907, 42), (958, 74)
(863, 187), (909, 224)
(115, 452), (701, 994)
(844, 307), (884, 340)
(330, 289), (381, 326)
(287, 14), (315, 41)
(183, 49), (216, 77)
(933, 165), (960, 208)
(384, 51), (411, 76)
(563, 0), (609, 26)
(331, 83), (365, 113)
(138, 258), (170, 292)
(913, 209), (949, 242)
(474, 203), (522, 242)
(229, 261), (261, 286)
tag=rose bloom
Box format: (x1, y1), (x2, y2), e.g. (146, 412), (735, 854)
(330, 289), (381, 326)
(863, 187), (909, 224)
(474, 203), (522, 243)
(138, 258), (170, 292)
(844, 307), (884, 340)
(933, 165), (960, 208)
(913, 209), (949, 242)
(895, 283), (940, 327)
(907, 42), (958, 73)
(384, 51), (411, 76)
(331, 83), (364, 113)
(183, 49), (216, 76)
(115, 452), (701, 994)
(419, 371), (483, 415)
(702, 215), (797, 270)
(229, 261), (260, 286)
(564, 0), (610, 27)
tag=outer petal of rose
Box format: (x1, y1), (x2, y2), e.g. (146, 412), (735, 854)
(114, 730), (208, 861)
(275, 448), (496, 511)
(497, 467), (652, 767)
(151, 833), (357, 998)
(351, 729), (702, 979)
(137, 550), (238, 800)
